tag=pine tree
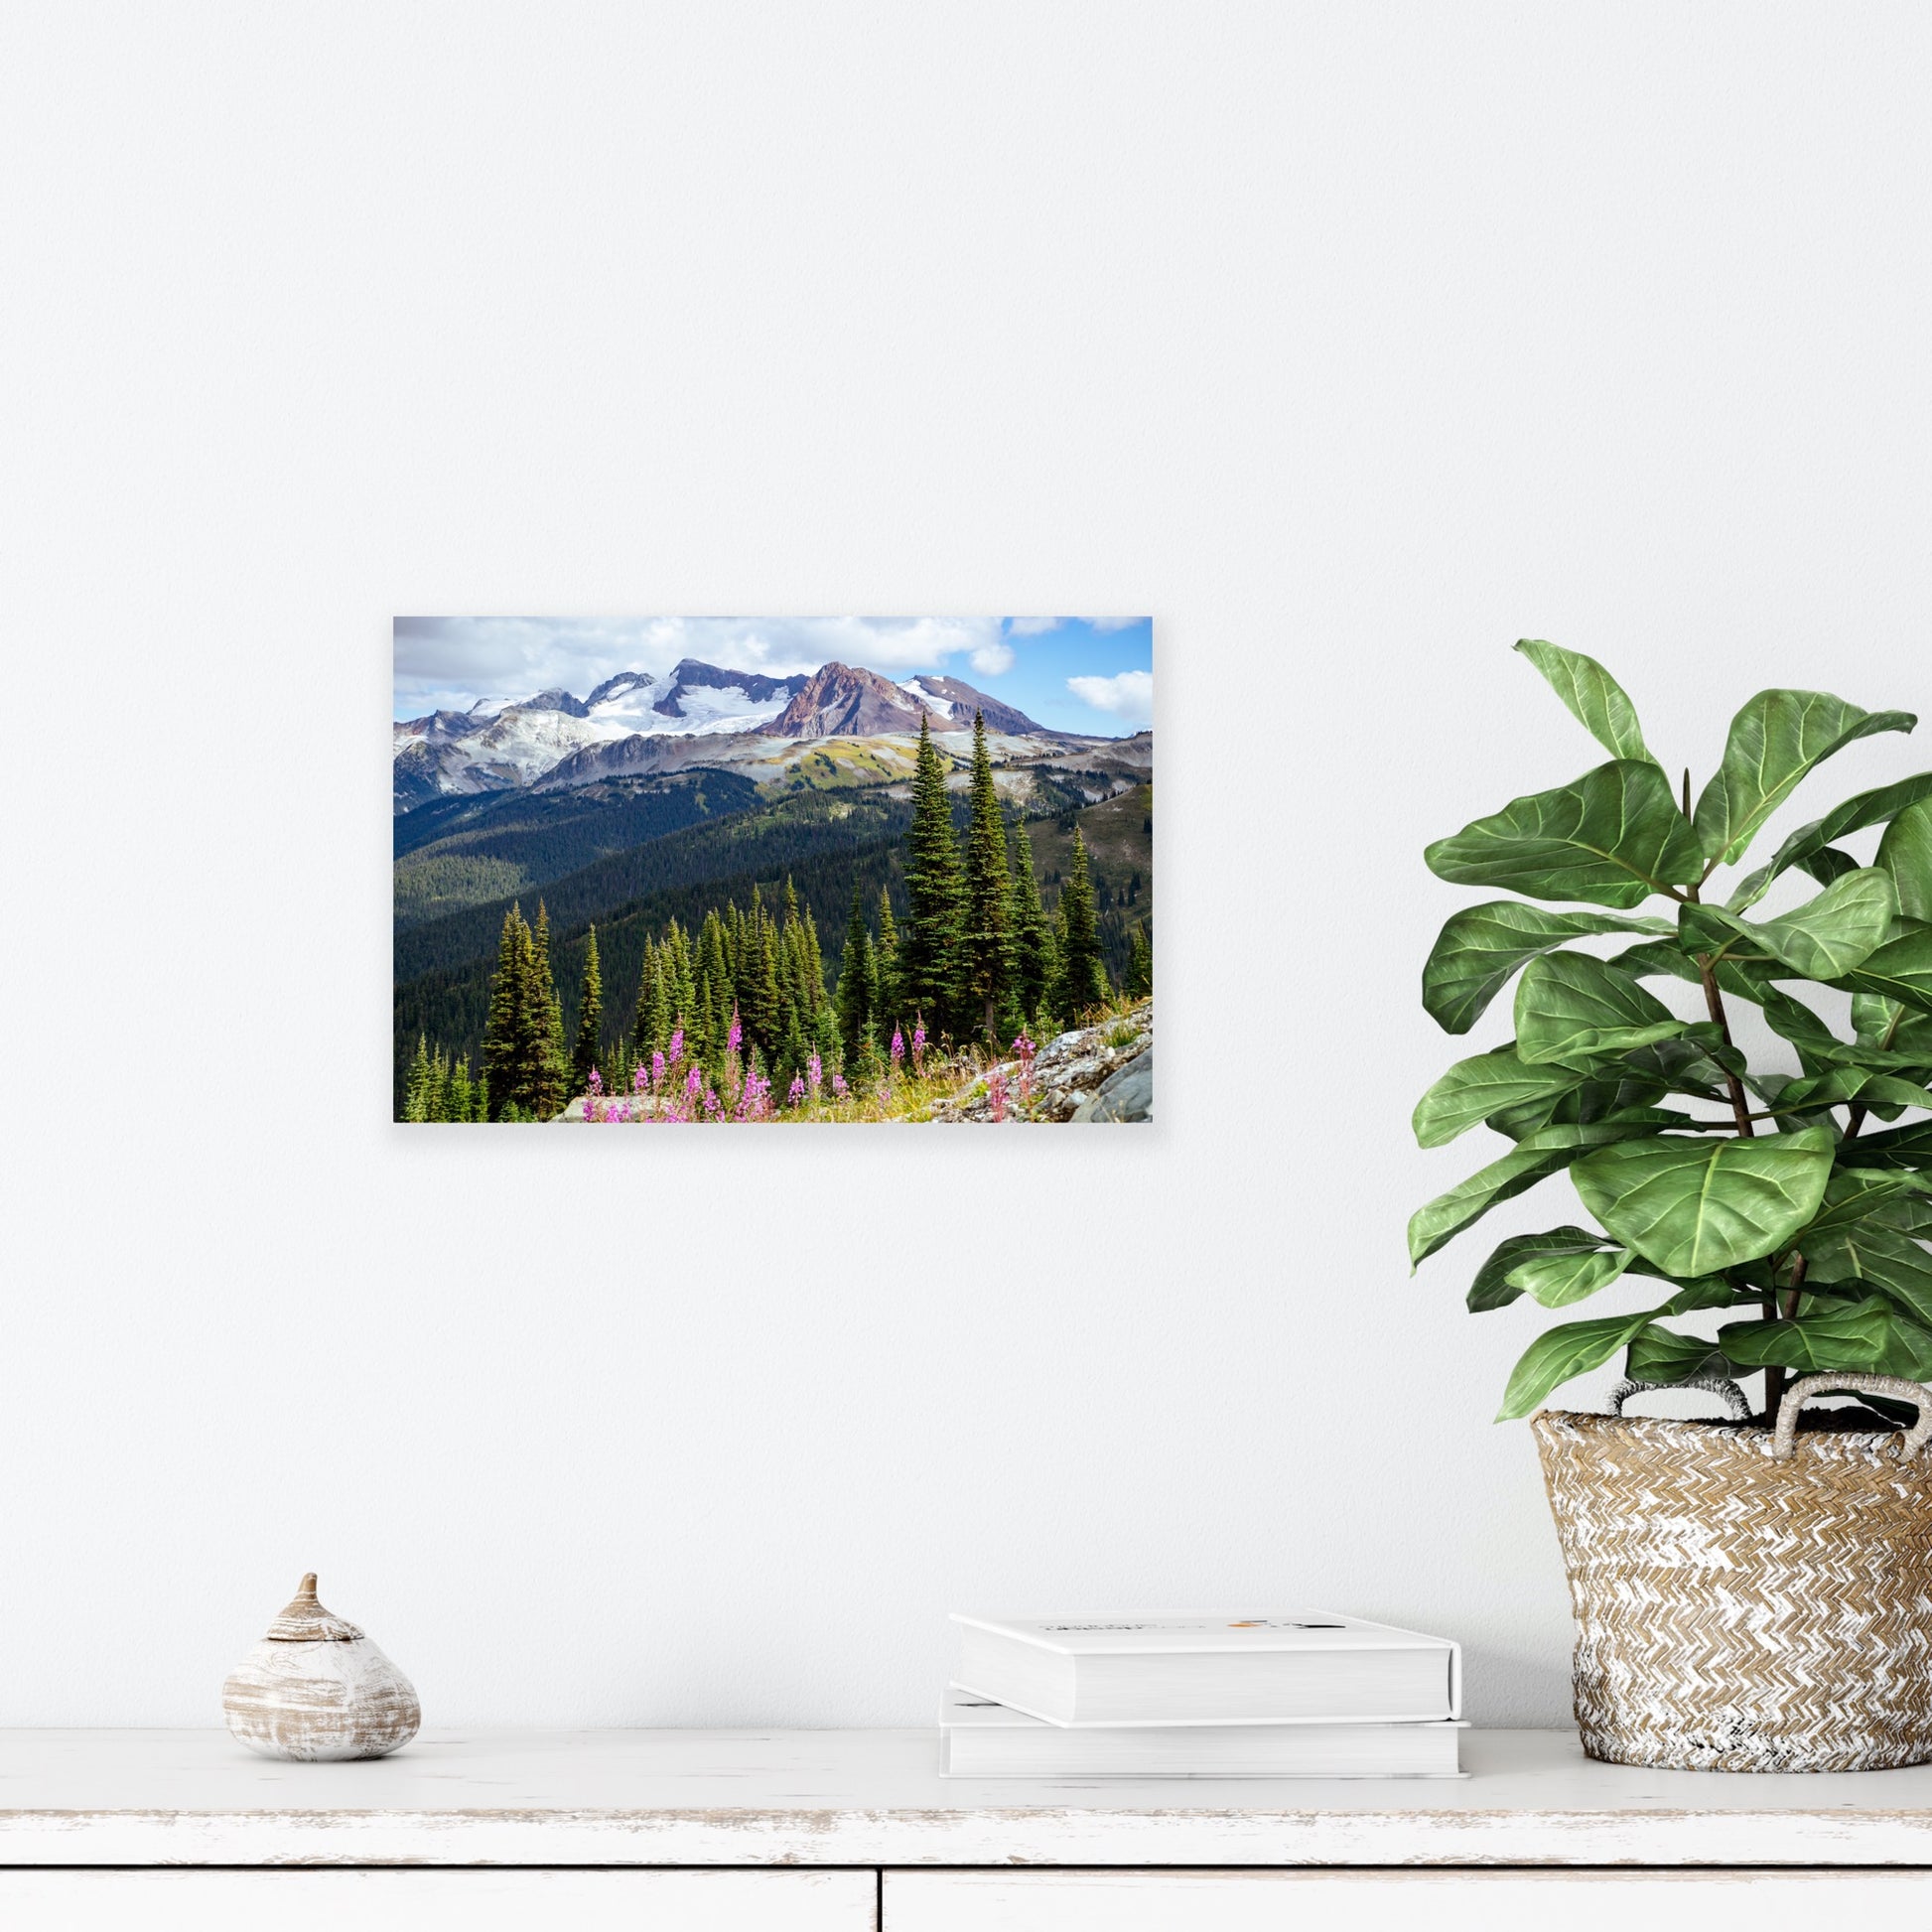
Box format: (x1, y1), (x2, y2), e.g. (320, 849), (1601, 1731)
(899, 713), (964, 1037)
(1053, 827), (1110, 1017)
(875, 887), (900, 1030)
(402, 1034), (433, 1121)
(1008, 820), (1054, 1024)
(959, 711), (1014, 1041)
(482, 903), (531, 1121)
(571, 924), (605, 1094)
(527, 903), (568, 1119)
(836, 885), (876, 1063)
(449, 1053), (477, 1123)
(1126, 921), (1153, 1000)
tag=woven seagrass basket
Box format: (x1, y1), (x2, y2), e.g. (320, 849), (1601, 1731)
(1534, 1373), (1932, 1772)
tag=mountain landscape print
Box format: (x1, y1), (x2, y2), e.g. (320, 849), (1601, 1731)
(394, 618), (1154, 1125)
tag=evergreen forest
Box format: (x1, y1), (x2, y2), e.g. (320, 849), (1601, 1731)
(397, 713), (1153, 1122)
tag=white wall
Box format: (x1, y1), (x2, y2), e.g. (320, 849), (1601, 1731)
(5, 1), (1929, 1729)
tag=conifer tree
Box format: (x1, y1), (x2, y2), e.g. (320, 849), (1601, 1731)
(482, 903), (532, 1121)
(836, 885), (876, 1063)
(899, 714), (964, 1037)
(1053, 827), (1110, 1016)
(402, 1035), (433, 1121)
(571, 924), (605, 1094)
(449, 1053), (477, 1123)
(959, 711), (1014, 1040)
(875, 887), (900, 1030)
(527, 903), (568, 1119)
(1126, 922), (1153, 1000)
(641, 942), (664, 1050)
(811, 1005), (841, 1079)
(1008, 820), (1054, 1024)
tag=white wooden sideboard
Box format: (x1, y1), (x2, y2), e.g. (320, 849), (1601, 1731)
(7, 1727), (1932, 1928)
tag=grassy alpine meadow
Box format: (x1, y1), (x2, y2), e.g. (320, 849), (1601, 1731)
(393, 617), (1154, 1125)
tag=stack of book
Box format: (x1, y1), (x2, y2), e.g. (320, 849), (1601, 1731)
(941, 1610), (1464, 1778)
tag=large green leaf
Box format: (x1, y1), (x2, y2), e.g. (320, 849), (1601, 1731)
(1427, 760), (1706, 910)
(1842, 927), (1932, 1018)
(1513, 640), (1657, 763)
(1718, 1297), (1893, 1373)
(1776, 1066), (1932, 1115)
(1797, 1182), (1932, 1324)
(1571, 1127), (1836, 1276)
(1421, 902), (1673, 1035)
(1496, 1309), (1660, 1421)
(1877, 798), (1932, 922)
(1625, 1322), (1726, 1384)
(1408, 1119), (1671, 1267)
(1728, 772), (1932, 912)
(1837, 1121), (1932, 1170)
(1746, 869), (1900, 979)
(1465, 1227), (1611, 1311)
(1483, 1072), (1670, 1141)
(1514, 951), (1687, 1065)
(1412, 1047), (1587, 1149)
(1505, 1245), (1633, 1308)
(1693, 690), (1916, 867)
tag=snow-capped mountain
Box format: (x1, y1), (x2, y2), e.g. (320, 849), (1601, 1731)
(393, 658), (1056, 811)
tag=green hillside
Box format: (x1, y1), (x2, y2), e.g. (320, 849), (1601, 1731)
(394, 788), (912, 984)
(393, 772), (759, 926)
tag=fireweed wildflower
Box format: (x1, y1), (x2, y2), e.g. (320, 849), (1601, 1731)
(832, 1073), (849, 1099)
(988, 1064), (1009, 1123)
(651, 1049), (666, 1089)
(787, 1073), (806, 1107)
(891, 1028), (904, 1068)
(1014, 1034), (1036, 1104)
(686, 1064), (704, 1105)
(587, 1067), (603, 1098)
(910, 1021), (926, 1073)
(668, 1029), (684, 1065)
(807, 1053), (822, 1099)
(727, 1011), (743, 1056)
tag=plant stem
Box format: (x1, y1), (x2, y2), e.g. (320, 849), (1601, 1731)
(1694, 956), (1756, 1139)
(1780, 1252), (1808, 1323)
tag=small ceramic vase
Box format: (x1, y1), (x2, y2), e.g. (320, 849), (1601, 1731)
(222, 1573), (420, 1761)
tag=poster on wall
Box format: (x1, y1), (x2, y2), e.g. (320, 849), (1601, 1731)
(393, 619), (1154, 1125)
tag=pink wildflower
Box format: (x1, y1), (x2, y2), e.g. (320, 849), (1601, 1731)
(787, 1073), (806, 1106)
(633, 1063), (648, 1094)
(832, 1073), (849, 1099)
(686, 1064), (703, 1102)
(988, 1064), (1009, 1123)
(891, 1027), (904, 1066)
(727, 1009), (743, 1055)
(807, 1053), (822, 1097)
(651, 1049), (666, 1089)
(668, 1028), (684, 1065)
(910, 1020), (926, 1072)
(1014, 1033), (1035, 1103)
(587, 1067), (603, 1097)
(589, 1098), (606, 1123)
(703, 1087), (721, 1118)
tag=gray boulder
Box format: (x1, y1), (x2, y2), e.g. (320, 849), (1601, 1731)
(1071, 1047), (1153, 1123)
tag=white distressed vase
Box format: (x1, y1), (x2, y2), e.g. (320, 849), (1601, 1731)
(222, 1573), (421, 1761)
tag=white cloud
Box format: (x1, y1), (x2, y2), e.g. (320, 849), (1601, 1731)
(1083, 617), (1142, 631)
(393, 615), (1008, 714)
(969, 641), (1016, 676)
(1006, 616), (1061, 635)
(1067, 669), (1154, 724)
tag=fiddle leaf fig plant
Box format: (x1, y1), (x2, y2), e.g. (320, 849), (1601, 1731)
(1415, 641), (1932, 1421)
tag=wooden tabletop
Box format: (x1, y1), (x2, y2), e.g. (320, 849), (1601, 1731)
(4, 1727), (1932, 1865)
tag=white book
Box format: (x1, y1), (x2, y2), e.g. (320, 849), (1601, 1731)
(949, 1610), (1461, 1726)
(939, 1687), (1466, 1778)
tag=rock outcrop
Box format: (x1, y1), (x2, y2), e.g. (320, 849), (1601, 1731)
(927, 1002), (1153, 1123)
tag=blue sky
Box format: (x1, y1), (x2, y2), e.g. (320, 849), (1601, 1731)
(393, 616), (1153, 736)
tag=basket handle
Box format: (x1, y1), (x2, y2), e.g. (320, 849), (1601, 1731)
(1772, 1374), (1932, 1462)
(1607, 1374), (1751, 1421)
